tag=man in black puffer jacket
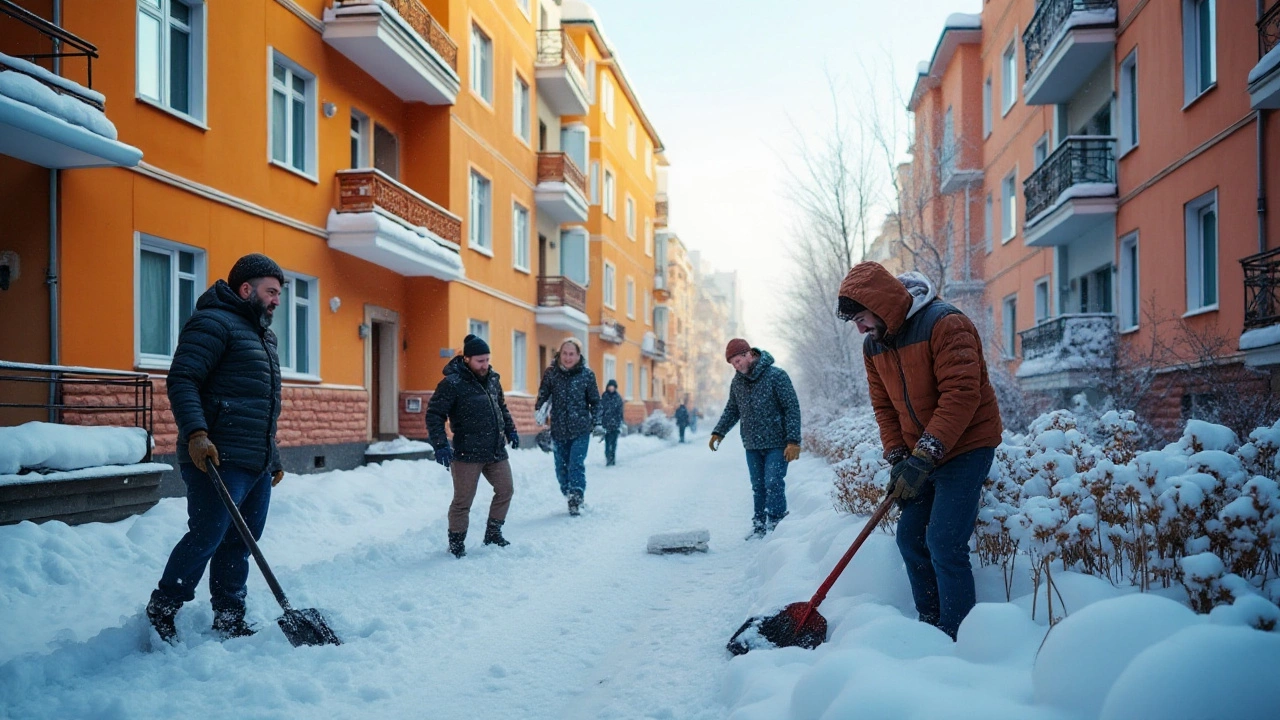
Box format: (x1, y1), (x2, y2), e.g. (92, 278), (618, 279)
(427, 334), (518, 558)
(600, 379), (624, 466)
(146, 253), (286, 644)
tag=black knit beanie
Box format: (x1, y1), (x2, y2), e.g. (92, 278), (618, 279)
(463, 334), (490, 357)
(837, 295), (868, 321)
(228, 253), (285, 291)
(606, 379), (618, 390)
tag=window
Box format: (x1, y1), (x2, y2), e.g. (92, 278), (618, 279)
(514, 74), (531, 142)
(1079, 266), (1113, 314)
(516, 0), (530, 15)
(468, 319), (490, 343)
(1034, 135), (1049, 168)
(276, 274), (318, 376)
(350, 109), (369, 168)
(625, 362), (634, 400)
(604, 170), (616, 219)
(269, 53), (315, 175)
(1001, 42), (1017, 113)
(512, 331), (527, 392)
(374, 123), (399, 179)
(1002, 294), (1018, 359)
(590, 161), (600, 205)
(1001, 170), (1017, 241)
(626, 196), (636, 239)
(1119, 50), (1139, 153)
(627, 119), (637, 156)
(1185, 190), (1218, 312)
(603, 262), (616, 308)
(644, 295), (651, 326)
(560, 229), (589, 286)
(984, 193), (994, 253)
(982, 75), (992, 137)
(469, 171), (492, 253)
(640, 366), (649, 400)
(603, 355), (617, 387)
(513, 202), (530, 271)
(470, 24), (493, 103)
(1119, 233), (1140, 330)
(1034, 277), (1050, 323)
(626, 277), (636, 319)
(600, 73), (615, 125)
(645, 219), (653, 256)
(1183, 0), (1216, 102)
(137, 237), (202, 364)
(136, 0), (205, 120)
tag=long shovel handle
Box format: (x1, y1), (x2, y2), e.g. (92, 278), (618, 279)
(808, 495), (896, 609)
(205, 464), (293, 613)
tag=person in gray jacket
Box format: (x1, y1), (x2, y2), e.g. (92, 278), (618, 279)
(709, 338), (802, 538)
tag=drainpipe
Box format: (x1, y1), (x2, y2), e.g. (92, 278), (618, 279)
(963, 184), (972, 283)
(47, 0), (62, 420)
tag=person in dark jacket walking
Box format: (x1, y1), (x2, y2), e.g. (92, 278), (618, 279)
(146, 253), (286, 644)
(600, 379), (624, 466)
(709, 339), (802, 539)
(838, 261), (1003, 640)
(674, 401), (690, 443)
(535, 337), (599, 515)
(426, 334), (518, 558)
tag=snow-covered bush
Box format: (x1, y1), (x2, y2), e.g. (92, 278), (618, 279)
(640, 411), (677, 440)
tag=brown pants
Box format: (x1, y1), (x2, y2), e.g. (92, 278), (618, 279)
(448, 459), (514, 533)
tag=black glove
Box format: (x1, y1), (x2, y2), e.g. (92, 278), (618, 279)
(435, 445), (453, 469)
(506, 430), (519, 448)
(888, 450), (935, 501)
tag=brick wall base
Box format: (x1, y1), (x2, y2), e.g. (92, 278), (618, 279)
(400, 390), (544, 443)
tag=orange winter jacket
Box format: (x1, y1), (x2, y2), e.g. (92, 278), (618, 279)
(839, 262), (1003, 465)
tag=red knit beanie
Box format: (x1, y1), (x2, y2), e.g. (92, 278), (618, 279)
(724, 338), (751, 362)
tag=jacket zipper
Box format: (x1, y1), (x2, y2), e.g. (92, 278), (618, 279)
(889, 345), (926, 434)
(260, 332), (278, 473)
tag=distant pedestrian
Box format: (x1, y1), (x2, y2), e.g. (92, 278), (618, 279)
(675, 401), (690, 443)
(709, 339), (802, 539)
(426, 334), (518, 558)
(535, 337), (600, 516)
(600, 379), (624, 466)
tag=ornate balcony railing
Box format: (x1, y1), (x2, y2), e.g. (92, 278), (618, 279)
(0, 0), (102, 110)
(1242, 247), (1280, 329)
(337, 0), (457, 70)
(536, 152), (587, 197)
(1023, 0), (1117, 81)
(336, 169), (462, 245)
(1261, 2), (1280, 58)
(1018, 314), (1117, 375)
(536, 29), (585, 76)
(537, 276), (587, 313)
(1024, 136), (1116, 222)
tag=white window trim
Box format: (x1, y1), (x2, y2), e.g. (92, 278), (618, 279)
(278, 271), (321, 381)
(1001, 169), (1018, 243)
(603, 354), (617, 387)
(601, 73), (615, 126)
(1033, 276), (1051, 324)
(1119, 232), (1140, 332)
(350, 107), (371, 169)
(512, 200), (531, 273)
(1002, 294), (1018, 359)
(644, 294), (652, 326)
(982, 75), (992, 138)
(589, 161), (600, 205)
(984, 193), (994, 253)
(626, 276), (636, 319)
(515, 0), (531, 20)
(1118, 49), (1140, 156)
(1001, 41), (1017, 116)
(136, 0), (207, 125)
(469, 169), (493, 256)
(625, 361), (634, 401)
(1181, 0), (1217, 107)
(267, 49), (318, 183)
(603, 261), (617, 309)
(604, 169), (616, 219)
(644, 219), (653, 257)
(1033, 134), (1049, 169)
(513, 71), (531, 144)
(511, 330), (528, 392)
(134, 232), (206, 370)
(627, 119), (637, 157)
(625, 195), (636, 239)
(470, 23), (494, 106)
(1184, 189), (1219, 314)
(640, 366), (649, 400)
(468, 319), (491, 343)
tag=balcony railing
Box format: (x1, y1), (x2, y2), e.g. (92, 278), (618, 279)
(1243, 247), (1280, 329)
(338, 0), (457, 70)
(1024, 136), (1116, 222)
(0, 0), (102, 110)
(337, 169), (462, 245)
(537, 276), (587, 313)
(1023, 0), (1117, 81)
(0, 360), (153, 458)
(1262, 2), (1280, 58)
(655, 200), (669, 226)
(536, 29), (585, 76)
(1018, 314), (1117, 374)
(537, 152), (587, 197)
(655, 339), (666, 355)
(600, 316), (626, 344)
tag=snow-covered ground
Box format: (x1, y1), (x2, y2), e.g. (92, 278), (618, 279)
(4, 422), (1279, 719)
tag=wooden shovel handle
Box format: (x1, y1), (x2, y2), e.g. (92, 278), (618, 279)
(808, 495), (895, 609)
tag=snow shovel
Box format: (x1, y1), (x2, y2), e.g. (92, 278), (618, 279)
(205, 464), (342, 647)
(727, 495), (894, 655)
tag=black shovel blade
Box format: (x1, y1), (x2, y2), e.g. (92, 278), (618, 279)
(727, 602), (828, 656)
(278, 607), (342, 647)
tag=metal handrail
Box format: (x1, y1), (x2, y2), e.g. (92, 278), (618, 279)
(1023, 0), (1117, 80)
(1023, 136), (1116, 222)
(0, 0), (101, 109)
(1261, 1), (1280, 58)
(1242, 247), (1280, 329)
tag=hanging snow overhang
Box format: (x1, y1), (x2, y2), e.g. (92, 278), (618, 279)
(327, 209), (464, 281)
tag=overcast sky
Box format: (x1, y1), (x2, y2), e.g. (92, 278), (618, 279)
(582, 0), (981, 364)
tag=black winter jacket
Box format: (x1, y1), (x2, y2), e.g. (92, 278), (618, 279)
(600, 390), (624, 432)
(675, 405), (690, 427)
(425, 356), (517, 464)
(535, 361), (600, 441)
(712, 350), (802, 451)
(168, 281), (283, 473)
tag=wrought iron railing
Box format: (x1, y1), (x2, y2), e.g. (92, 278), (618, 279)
(1017, 314), (1117, 373)
(1024, 136), (1116, 222)
(536, 29), (585, 76)
(1261, 2), (1280, 58)
(1242, 247), (1280, 329)
(0, 0), (102, 110)
(1023, 0), (1117, 81)
(335, 0), (457, 70)
(536, 152), (587, 197)
(537, 276), (587, 313)
(336, 169), (462, 245)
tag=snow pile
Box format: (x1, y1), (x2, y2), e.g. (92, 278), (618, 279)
(0, 52), (117, 140)
(0, 422), (148, 475)
(365, 436), (432, 455)
(1239, 324), (1280, 351)
(326, 209), (465, 278)
(640, 410), (678, 440)
(802, 412), (880, 462)
(944, 12), (981, 29)
(1016, 313), (1118, 378)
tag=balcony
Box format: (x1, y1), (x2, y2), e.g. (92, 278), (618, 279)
(535, 29), (589, 116)
(1022, 0), (1117, 105)
(1023, 137), (1117, 247)
(939, 143), (982, 195)
(653, 270), (670, 301)
(1240, 248), (1280, 366)
(0, 2), (141, 168)
(327, 169), (464, 280)
(599, 315), (626, 344)
(1249, 3), (1280, 109)
(655, 199), (669, 227)
(1016, 314), (1117, 391)
(536, 276), (589, 332)
(642, 332), (666, 360)
(323, 0), (460, 105)
(534, 152), (589, 223)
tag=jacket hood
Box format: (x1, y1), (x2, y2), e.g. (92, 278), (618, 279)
(742, 349), (775, 382)
(198, 280), (267, 330)
(898, 271), (938, 322)
(838, 262), (937, 336)
(444, 354), (499, 383)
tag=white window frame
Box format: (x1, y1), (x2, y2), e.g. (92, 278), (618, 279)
(601, 73), (615, 126)
(276, 272), (320, 379)
(136, 0), (206, 123)
(626, 276), (636, 319)
(1119, 50), (1139, 155)
(135, 233), (205, 368)
(350, 108), (371, 169)
(515, 0), (530, 18)
(644, 294), (651, 326)
(468, 319), (490, 343)
(470, 24), (493, 104)
(644, 219), (653, 257)
(268, 50), (317, 180)
(514, 72), (531, 143)
(1034, 276), (1051, 324)
(1182, 0), (1216, 105)
(1001, 170), (1017, 242)
(1185, 190), (1219, 314)
(603, 261), (617, 309)
(640, 366), (649, 400)
(603, 354), (617, 387)
(589, 161), (600, 205)
(1001, 41), (1017, 115)
(1002, 294), (1018, 359)
(627, 119), (637, 157)
(982, 74), (992, 137)
(604, 169), (616, 219)
(469, 170), (493, 255)
(625, 361), (634, 401)
(625, 196), (636, 239)
(1119, 232), (1140, 331)
(512, 201), (531, 272)
(512, 330), (528, 392)
(984, 193), (994, 253)
(1033, 135), (1049, 169)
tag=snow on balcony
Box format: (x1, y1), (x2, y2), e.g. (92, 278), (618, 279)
(323, 0), (460, 105)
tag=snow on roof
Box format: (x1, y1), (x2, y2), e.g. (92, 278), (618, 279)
(916, 60), (931, 76)
(945, 12), (981, 29)
(1240, 324), (1280, 351)
(1249, 42), (1280, 85)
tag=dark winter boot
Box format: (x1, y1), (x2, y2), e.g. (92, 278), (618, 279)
(212, 607), (257, 639)
(448, 531), (467, 558)
(483, 519), (510, 547)
(146, 593), (180, 644)
(765, 511), (789, 534)
(744, 520), (767, 541)
(567, 491), (582, 517)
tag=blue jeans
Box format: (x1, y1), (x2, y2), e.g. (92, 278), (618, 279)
(895, 447), (996, 640)
(553, 433), (591, 497)
(604, 430), (619, 465)
(153, 463), (272, 614)
(745, 447), (788, 527)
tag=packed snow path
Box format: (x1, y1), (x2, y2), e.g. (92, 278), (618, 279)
(0, 432), (764, 718)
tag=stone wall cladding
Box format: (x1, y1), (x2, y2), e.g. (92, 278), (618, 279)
(399, 391), (543, 441)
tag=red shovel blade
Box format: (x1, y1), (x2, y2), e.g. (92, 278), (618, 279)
(727, 602), (828, 655)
